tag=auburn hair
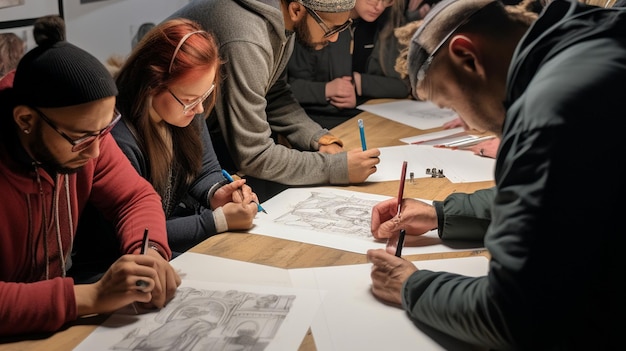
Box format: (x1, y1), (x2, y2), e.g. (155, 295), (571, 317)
(115, 18), (222, 197)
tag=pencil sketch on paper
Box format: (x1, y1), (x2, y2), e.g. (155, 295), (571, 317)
(405, 105), (456, 120)
(108, 287), (295, 351)
(274, 191), (379, 238)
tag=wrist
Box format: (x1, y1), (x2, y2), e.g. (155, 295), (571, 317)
(74, 284), (94, 317)
(147, 241), (167, 259)
(353, 72), (362, 96)
(318, 134), (344, 147)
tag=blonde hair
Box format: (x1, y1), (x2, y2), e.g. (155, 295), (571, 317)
(0, 33), (25, 77)
(104, 54), (126, 78)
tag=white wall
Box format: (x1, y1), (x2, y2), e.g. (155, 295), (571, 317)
(1, 0), (190, 63)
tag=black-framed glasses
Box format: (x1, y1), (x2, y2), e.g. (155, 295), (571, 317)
(411, 1), (497, 90)
(168, 83), (215, 114)
(303, 5), (353, 38)
(33, 107), (121, 152)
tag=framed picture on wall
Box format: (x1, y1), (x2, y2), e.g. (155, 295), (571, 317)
(0, 0), (63, 52)
(0, 0), (24, 10)
(0, 0), (62, 27)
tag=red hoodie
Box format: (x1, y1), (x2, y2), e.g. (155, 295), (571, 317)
(0, 134), (171, 335)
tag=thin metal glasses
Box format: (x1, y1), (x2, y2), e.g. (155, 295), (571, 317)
(168, 83), (215, 114)
(303, 6), (353, 38)
(33, 107), (122, 152)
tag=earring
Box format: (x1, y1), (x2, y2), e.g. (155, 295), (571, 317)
(23, 129), (30, 134)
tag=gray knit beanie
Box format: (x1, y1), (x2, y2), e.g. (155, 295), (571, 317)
(13, 39), (117, 108)
(300, 0), (355, 12)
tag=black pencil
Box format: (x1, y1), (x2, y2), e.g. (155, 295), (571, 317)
(395, 229), (406, 257)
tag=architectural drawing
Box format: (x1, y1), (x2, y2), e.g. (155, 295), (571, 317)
(274, 191), (379, 238)
(109, 287), (295, 351)
(405, 105), (455, 120)
(252, 187), (479, 255)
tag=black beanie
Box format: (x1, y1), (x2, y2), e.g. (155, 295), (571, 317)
(13, 40), (117, 108)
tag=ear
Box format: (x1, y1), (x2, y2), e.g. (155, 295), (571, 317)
(287, 1), (307, 22)
(13, 105), (36, 132)
(448, 35), (486, 80)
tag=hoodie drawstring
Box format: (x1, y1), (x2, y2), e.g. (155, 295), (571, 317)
(34, 165), (72, 279)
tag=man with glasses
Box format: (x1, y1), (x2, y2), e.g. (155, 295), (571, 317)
(288, 0), (412, 129)
(367, 0), (624, 348)
(168, 0), (381, 202)
(0, 36), (181, 335)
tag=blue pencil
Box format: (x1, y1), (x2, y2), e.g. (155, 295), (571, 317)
(358, 118), (367, 150)
(221, 170), (267, 214)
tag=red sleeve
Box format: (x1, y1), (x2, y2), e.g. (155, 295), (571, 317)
(82, 135), (171, 260)
(0, 277), (76, 336)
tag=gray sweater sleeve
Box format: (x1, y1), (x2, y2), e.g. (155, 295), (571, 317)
(214, 40), (349, 185)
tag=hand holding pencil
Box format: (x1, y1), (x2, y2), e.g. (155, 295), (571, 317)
(220, 170), (266, 214)
(74, 230), (181, 317)
(371, 197), (439, 240)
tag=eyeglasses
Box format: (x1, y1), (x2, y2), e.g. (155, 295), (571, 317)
(168, 83), (215, 114)
(33, 107), (122, 152)
(411, 1), (496, 90)
(303, 5), (353, 38)
(365, 0), (394, 7)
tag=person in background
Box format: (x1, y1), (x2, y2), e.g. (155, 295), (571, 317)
(33, 14), (66, 44)
(0, 33), (25, 90)
(131, 22), (155, 49)
(0, 34), (181, 336)
(288, 0), (410, 129)
(167, 0), (380, 202)
(367, 0), (624, 348)
(0, 14), (66, 91)
(405, 0), (441, 20)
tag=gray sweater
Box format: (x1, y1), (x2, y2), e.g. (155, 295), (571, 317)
(168, 0), (350, 185)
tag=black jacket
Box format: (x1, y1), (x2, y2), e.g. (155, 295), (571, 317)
(404, 1), (626, 349)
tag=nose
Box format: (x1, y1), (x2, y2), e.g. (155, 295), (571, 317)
(190, 102), (204, 114)
(327, 33), (340, 43)
(80, 137), (102, 159)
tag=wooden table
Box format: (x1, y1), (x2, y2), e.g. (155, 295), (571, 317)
(0, 99), (494, 351)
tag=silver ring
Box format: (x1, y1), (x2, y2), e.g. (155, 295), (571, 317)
(479, 148), (484, 157)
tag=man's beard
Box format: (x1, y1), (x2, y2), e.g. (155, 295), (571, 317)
(294, 18), (326, 50)
(30, 126), (82, 174)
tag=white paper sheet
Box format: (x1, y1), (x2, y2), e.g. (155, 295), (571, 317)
(251, 187), (483, 255)
(289, 256), (490, 351)
(74, 253), (321, 351)
(169, 252), (292, 287)
(399, 127), (467, 144)
(366, 145), (495, 183)
(357, 100), (458, 130)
